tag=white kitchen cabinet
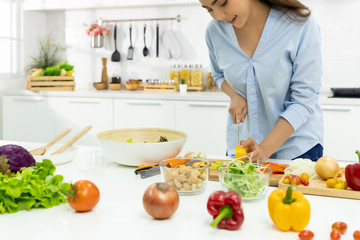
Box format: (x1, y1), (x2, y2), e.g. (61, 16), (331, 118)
(175, 101), (228, 155)
(322, 105), (360, 162)
(114, 99), (175, 129)
(2, 95), (56, 142)
(48, 97), (113, 146)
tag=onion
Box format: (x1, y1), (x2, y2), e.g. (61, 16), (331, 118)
(315, 156), (339, 180)
(143, 182), (179, 219)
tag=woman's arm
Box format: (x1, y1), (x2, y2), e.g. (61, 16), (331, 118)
(241, 118), (294, 163)
(221, 81), (248, 124)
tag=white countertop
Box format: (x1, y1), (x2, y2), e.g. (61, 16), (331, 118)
(1, 143), (359, 240)
(2, 89), (360, 105)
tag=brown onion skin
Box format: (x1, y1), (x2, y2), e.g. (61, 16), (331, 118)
(143, 182), (179, 219)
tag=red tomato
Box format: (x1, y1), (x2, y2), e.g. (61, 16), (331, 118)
(290, 175), (302, 185)
(67, 180), (100, 212)
(331, 230), (341, 240)
(332, 222), (347, 234)
(298, 230), (314, 240)
(354, 230), (360, 240)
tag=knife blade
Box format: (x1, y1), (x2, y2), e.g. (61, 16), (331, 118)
(156, 23), (159, 57)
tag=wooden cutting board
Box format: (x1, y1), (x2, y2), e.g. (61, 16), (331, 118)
(278, 176), (360, 200)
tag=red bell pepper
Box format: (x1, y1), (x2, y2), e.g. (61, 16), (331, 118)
(345, 150), (360, 191)
(207, 190), (244, 230)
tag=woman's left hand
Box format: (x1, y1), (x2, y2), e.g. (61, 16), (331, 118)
(240, 138), (269, 164)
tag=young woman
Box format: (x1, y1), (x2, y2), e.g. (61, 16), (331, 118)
(201, 0), (323, 163)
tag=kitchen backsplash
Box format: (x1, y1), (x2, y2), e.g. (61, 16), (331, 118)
(21, 0), (360, 91)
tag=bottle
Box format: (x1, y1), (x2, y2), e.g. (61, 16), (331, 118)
(190, 64), (203, 87)
(180, 64), (190, 86)
(169, 64), (180, 87)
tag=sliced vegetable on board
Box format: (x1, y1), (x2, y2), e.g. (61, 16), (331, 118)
(207, 190), (244, 230)
(268, 185), (310, 232)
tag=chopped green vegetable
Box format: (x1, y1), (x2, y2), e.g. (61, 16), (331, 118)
(0, 159), (71, 214)
(219, 160), (268, 198)
(158, 136), (168, 142)
(126, 138), (133, 143)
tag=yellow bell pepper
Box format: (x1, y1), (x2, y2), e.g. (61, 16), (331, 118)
(235, 145), (248, 159)
(268, 185), (310, 232)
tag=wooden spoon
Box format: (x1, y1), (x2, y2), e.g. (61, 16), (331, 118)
(29, 128), (71, 155)
(51, 125), (92, 155)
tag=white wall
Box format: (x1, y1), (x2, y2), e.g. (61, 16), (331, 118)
(21, 0), (360, 91)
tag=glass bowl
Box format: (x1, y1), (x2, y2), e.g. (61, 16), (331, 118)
(217, 163), (272, 201)
(160, 158), (211, 195)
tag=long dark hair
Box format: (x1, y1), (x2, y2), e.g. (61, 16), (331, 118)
(261, 0), (311, 22)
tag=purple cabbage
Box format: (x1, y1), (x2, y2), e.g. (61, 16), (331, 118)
(0, 144), (36, 174)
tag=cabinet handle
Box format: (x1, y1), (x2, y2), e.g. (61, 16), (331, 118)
(68, 100), (101, 104)
(188, 103), (228, 108)
(125, 101), (162, 106)
(13, 97), (43, 102)
(322, 107), (351, 112)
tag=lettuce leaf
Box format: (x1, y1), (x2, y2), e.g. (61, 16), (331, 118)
(0, 159), (71, 214)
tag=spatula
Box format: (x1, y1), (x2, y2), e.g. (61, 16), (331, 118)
(29, 128), (71, 155)
(127, 24), (134, 60)
(111, 24), (121, 62)
(51, 125), (92, 155)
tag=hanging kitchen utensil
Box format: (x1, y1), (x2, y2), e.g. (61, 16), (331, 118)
(143, 24), (149, 57)
(156, 23), (159, 58)
(127, 24), (134, 60)
(111, 24), (121, 62)
(51, 125), (92, 155)
(29, 128), (71, 155)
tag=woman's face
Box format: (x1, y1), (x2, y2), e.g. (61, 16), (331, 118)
(199, 0), (253, 28)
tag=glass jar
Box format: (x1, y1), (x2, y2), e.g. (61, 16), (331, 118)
(180, 64), (190, 85)
(207, 72), (217, 90)
(190, 64), (203, 87)
(169, 64), (180, 87)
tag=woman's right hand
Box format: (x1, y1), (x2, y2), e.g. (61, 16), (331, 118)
(229, 94), (248, 124)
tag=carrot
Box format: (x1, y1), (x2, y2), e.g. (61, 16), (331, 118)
(266, 162), (287, 174)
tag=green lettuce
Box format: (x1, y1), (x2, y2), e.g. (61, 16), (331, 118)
(0, 159), (71, 214)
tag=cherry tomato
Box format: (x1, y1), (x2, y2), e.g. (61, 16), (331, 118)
(337, 169), (343, 177)
(300, 172), (310, 181)
(290, 175), (302, 185)
(326, 178), (336, 188)
(301, 179), (309, 186)
(334, 182), (347, 190)
(282, 175), (291, 184)
(298, 230), (314, 240)
(354, 230), (360, 240)
(67, 180), (100, 212)
(331, 230), (341, 240)
(332, 222), (347, 234)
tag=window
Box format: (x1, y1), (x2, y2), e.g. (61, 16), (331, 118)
(0, 0), (21, 78)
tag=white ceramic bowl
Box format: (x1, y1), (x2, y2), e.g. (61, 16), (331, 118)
(97, 128), (187, 166)
(31, 144), (78, 165)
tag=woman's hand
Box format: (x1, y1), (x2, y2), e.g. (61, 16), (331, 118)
(240, 138), (270, 164)
(229, 94), (248, 124)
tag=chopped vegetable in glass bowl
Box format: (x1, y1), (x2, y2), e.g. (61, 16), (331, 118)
(217, 160), (272, 201)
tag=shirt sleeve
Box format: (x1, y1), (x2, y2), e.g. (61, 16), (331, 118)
(279, 16), (322, 131)
(205, 25), (225, 90)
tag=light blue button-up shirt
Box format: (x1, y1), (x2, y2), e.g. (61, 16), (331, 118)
(205, 6), (324, 159)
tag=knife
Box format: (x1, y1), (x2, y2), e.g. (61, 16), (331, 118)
(140, 158), (191, 179)
(156, 23), (159, 57)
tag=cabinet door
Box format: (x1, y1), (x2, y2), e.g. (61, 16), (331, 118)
(114, 99), (175, 129)
(48, 97), (113, 146)
(2, 95), (56, 142)
(175, 101), (228, 155)
(322, 105), (360, 161)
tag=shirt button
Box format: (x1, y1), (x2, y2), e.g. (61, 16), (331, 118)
(251, 88), (255, 92)
(253, 114), (257, 118)
(248, 59), (251, 63)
